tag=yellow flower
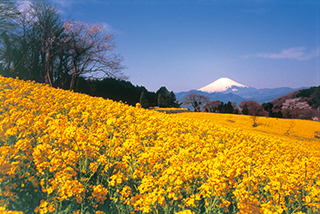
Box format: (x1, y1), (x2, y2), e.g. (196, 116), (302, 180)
(1, 75), (320, 214)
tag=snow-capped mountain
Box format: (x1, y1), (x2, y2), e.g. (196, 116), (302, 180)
(175, 77), (306, 106)
(198, 77), (248, 93)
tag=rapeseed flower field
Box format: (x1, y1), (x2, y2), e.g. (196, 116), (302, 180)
(178, 112), (320, 142)
(1, 76), (320, 214)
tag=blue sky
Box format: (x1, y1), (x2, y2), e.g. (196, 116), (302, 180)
(50, 0), (319, 92)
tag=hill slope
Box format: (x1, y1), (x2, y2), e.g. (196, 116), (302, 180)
(271, 85), (320, 109)
(1, 76), (320, 213)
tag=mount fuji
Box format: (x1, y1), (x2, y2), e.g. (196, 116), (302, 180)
(175, 77), (306, 105)
(198, 77), (249, 93)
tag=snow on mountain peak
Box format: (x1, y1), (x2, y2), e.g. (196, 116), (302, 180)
(198, 77), (248, 93)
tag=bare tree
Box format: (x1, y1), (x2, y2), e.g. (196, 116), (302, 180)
(0, 0), (20, 74)
(63, 20), (126, 91)
(183, 92), (209, 112)
(29, 0), (65, 86)
(0, 0), (20, 33)
(0, 0), (126, 91)
(240, 100), (266, 127)
(203, 100), (221, 112)
(239, 100), (264, 116)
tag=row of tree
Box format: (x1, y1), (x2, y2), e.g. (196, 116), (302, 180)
(203, 100), (239, 114)
(0, 0), (125, 91)
(184, 93), (264, 116)
(182, 92), (319, 120)
(41, 75), (180, 108)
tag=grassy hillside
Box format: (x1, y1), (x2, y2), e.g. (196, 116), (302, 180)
(1, 76), (320, 214)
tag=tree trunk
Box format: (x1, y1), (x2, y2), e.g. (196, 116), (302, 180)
(45, 47), (52, 86)
(69, 73), (76, 91)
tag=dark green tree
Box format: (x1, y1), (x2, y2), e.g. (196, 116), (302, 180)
(158, 93), (166, 107)
(262, 102), (274, 117)
(217, 101), (234, 113)
(156, 86), (169, 106)
(156, 86), (181, 107)
(139, 91), (149, 108)
(168, 91), (181, 107)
